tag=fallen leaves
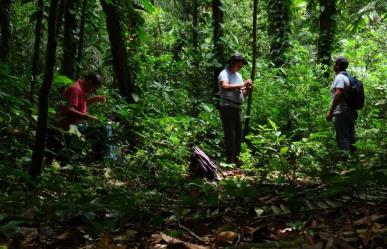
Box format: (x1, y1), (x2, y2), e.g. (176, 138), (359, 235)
(19, 227), (39, 249)
(151, 232), (209, 249)
(214, 231), (238, 247)
(97, 233), (127, 249)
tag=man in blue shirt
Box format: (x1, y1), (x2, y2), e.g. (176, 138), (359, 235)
(218, 53), (253, 166)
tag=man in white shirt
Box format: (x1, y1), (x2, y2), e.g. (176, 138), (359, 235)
(327, 57), (357, 160)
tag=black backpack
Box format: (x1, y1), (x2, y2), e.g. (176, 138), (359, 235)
(340, 72), (365, 110)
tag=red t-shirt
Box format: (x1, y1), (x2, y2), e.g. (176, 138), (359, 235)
(60, 80), (87, 129)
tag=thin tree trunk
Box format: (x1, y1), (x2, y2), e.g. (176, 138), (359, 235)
(56, 0), (67, 37)
(76, 0), (88, 78)
(0, 0), (11, 62)
(61, 0), (77, 79)
(30, 0), (44, 100)
(192, 0), (199, 67)
(101, 0), (134, 102)
(212, 0), (225, 96)
(243, 0), (259, 139)
(318, 0), (337, 78)
(30, 0), (59, 179)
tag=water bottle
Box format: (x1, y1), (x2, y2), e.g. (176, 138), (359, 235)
(106, 122), (118, 160)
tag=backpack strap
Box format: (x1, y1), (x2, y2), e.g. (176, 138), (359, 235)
(338, 72), (353, 107)
(339, 72), (353, 88)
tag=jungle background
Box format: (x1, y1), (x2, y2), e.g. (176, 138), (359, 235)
(0, 0), (386, 248)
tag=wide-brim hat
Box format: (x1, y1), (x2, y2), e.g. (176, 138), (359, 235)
(229, 53), (248, 65)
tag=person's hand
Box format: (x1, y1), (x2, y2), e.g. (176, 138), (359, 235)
(326, 111), (333, 121)
(244, 79), (253, 87)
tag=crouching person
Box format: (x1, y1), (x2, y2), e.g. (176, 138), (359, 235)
(46, 73), (107, 164)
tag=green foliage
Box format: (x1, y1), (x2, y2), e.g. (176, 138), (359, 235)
(0, 0), (386, 243)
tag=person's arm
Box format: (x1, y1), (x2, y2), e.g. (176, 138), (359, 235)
(221, 79), (253, 91)
(87, 95), (106, 105)
(221, 80), (245, 90)
(65, 105), (98, 120)
(326, 88), (344, 121)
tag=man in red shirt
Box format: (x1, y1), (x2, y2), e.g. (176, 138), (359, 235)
(47, 73), (106, 164)
(60, 73), (106, 129)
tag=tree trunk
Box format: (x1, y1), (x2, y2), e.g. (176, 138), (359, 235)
(267, 0), (290, 68)
(61, 0), (77, 79)
(192, 0), (199, 67)
(101, 0), (134, 102)
(243, 0), (259, 139)
(56, 0), (67, 37)
(212, 0), (225, 96)
(30, 0), (59, 179)
(76, 0), (87, 78)
(0, 0), (11, 62)
(30, 0), (44, 100)
(318, 0), (337, 77)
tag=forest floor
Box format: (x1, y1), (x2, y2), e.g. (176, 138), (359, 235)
(1, 168), (387, 249)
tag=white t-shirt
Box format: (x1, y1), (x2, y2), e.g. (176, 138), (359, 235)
(331, 71), (350, 114)
(218, 68), (244, 109)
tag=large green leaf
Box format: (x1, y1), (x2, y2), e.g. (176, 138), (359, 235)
(53, 74), (73, 86)
(138, 0), (155, 13)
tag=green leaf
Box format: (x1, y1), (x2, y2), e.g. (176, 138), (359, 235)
(138, 0), (155, 13)
(53, 74), (73, 86)
(132, 93), (140, 102)
(206, 193), (219, 206)
(268, 119), (278, 130)
(0, 220), (28, 234)
(21, 0), (34, 4)
(181, 195), (198, 207)
(68, 125), (83, 138)
(280, 147), (289, 155)
(169, 135), (180, 144)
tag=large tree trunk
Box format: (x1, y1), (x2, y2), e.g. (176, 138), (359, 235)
(61, 0), (77, 79)
(30, 0), (59, 179)
(0, 0), (11, 62)
(243, 0), (259, 139)
(212, 0), (225, 96)
(318, 0), (337, 77)
(30, 0), (44, 100)
(267, 0), (290, 68)
(76, 0), (88, 78)
(101, 0), (134, 102)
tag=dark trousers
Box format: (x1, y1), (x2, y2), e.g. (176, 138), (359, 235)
(220, 106), (242, 163)
(46, 125), (106, 165)
(334, 110), (357, 154)
(46, 128), (74, 165)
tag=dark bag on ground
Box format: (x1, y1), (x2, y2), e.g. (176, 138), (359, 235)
(189, 146), (223, 181)
(341, 72), (365, 110)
